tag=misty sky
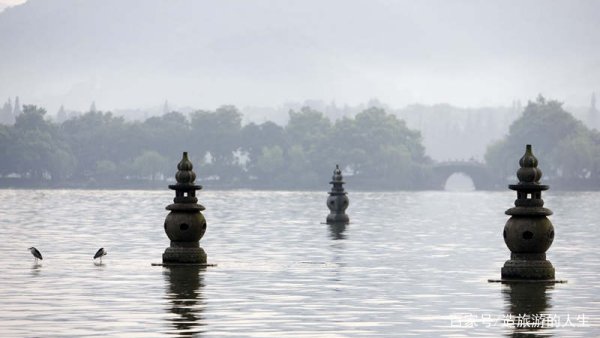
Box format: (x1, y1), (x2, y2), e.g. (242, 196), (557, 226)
(0, 0), (24, 8)
(0, 0), (599, 114)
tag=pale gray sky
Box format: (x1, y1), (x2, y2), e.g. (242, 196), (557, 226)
(0, 0), (25, 11)
(0, 0), (599, 113)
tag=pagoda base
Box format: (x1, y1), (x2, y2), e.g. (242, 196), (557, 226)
(163, 246), (207, 264)
(500, 256), (555, 280)
(326, 214), (349, 224)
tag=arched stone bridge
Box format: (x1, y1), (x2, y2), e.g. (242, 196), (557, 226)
(431, 160), (496, 190)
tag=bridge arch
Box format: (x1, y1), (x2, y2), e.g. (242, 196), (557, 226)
(431, 161), (495, 190)
(444, 172), (476, 191)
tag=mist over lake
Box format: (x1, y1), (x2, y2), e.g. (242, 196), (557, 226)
(1, 1), (600, 336)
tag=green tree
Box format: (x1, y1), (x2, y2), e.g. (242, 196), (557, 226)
(95, 159), (118, 182)
(255, 145), (285, 176)
(329, 107), (427, 186)
(61, 111), (136, 180)
(141, 111), (190, 163)
(286, 107), (331, 150)
(189, 105), (243, 178)
(284, 107), (333, 180)
(130, 150), (169, 181)
(553, 134), (595, 179)
(0, 124), (13, 175)
(12, 105), (75, 180)
(241, 121), (285, 164)
(485, 96), (600, 184)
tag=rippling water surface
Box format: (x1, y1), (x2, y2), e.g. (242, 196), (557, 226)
(0, 189), (599, 337)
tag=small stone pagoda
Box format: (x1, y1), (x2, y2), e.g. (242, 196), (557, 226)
(162, 152), (207, 264)
(500, 145), (555, 280)
(326, 164), (349, 225)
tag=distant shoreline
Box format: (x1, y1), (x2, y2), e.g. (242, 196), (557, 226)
(1, 178), (598, 192)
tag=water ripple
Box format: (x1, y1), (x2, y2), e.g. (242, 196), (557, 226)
(0, 189), (598, 336)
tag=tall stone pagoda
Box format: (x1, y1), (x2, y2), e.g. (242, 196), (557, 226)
(326, 164), (349, 225)
(500, 145), (556, 280)
(162, 152), (207, 264)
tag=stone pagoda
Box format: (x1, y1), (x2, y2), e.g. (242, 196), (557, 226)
(326, 164), (349, 225)
(500, 145), (555, 280)
(162, 152), (207, 264)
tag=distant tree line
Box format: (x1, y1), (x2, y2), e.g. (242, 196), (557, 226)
(485, 96), (600, 189)
(2, 96), (600, 190)
(0, 104), (433, 189)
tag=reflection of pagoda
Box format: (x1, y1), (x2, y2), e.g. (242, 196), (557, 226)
(163, 265), (205, 335)
(502, 283), (553, 335)
(503, 283), (552, 316)
(328, 223), (346, 240)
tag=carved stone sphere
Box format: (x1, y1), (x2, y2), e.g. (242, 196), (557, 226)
(164, 212), (207, 242)
(327, 194), (349, 213)
(503, 216), (554, 253)
(326, 194), (349, 223)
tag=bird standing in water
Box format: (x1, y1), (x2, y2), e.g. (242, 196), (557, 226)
(29, 247), (43, 263)
(94, 248), (107, 263)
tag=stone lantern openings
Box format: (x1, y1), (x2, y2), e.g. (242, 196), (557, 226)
(326, 164), (349, 225)
(490, 145), (565, 283)
(155, 152), (212, 266)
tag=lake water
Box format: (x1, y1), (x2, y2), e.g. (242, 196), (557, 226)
(0, 189), (598, 337)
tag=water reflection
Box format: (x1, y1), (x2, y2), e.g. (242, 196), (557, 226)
(2, 190), (599, 336)
(163, 265), (205, 336)
(502, 283), (554, 337)
(328, 223), (347, 240)
(328, 241), (346, 289)
(30, 263), (42, 276)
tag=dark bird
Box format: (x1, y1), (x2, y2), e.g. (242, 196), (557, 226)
(94, 248), (107, 262)
(29, 247), (43, 263)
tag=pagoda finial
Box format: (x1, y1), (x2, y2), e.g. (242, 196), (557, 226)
(332, 164), (342, 182)
(516, 144), (542, 184)
(175, 152), (196, 185)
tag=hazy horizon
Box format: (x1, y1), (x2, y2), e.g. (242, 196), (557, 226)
(1, 0), (599, 115)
